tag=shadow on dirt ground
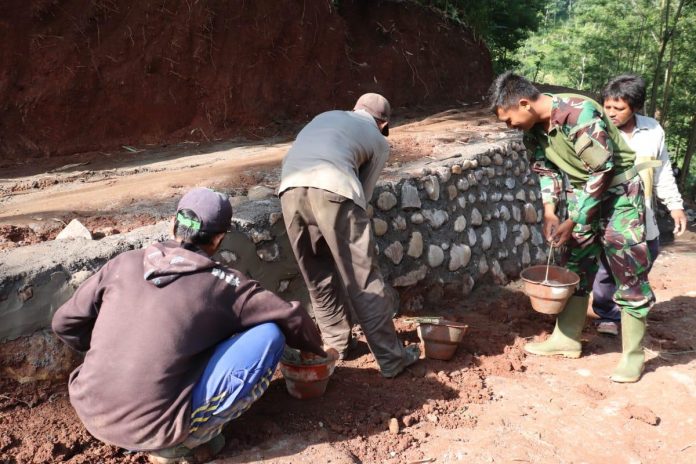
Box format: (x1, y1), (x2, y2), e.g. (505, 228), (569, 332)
(0, 283), (539, 463)
(644, 295), (696, 372)
(2, 276), (696, 463)
(583, 296), (696, 373)
(2, 231), (696, 463)
(212, 284), (551, 462)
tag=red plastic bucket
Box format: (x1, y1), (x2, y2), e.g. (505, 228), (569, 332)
(279, 352), (336, 399)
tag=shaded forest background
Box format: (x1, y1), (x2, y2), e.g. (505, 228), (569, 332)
(424, 0), (696, 199)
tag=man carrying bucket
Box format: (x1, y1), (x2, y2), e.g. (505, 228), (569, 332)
(53, 187), (328, 463)
(488, 72), (655, 383)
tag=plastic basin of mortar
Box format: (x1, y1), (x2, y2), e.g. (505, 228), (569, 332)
(279, 349), (336, 400)
(520, 265), (580, 315)
(417, 321), (468, 361)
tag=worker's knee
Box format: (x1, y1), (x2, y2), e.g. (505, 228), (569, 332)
(246, 322), (286, 359)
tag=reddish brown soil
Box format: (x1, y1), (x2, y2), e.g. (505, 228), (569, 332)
(0, 0), (491, 162)
(0, 285), (540, 464)
(3, 239), (695, 464)
(0, 214), (158, 250)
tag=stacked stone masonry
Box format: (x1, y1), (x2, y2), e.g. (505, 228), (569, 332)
(0, 138), (546, 377)
(370, 140), (547, 307)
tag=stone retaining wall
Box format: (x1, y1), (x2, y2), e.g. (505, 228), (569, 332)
(370, 139), (547, 310)
(0, 223), (170, 342)
(212, 138), (548, 316)
(0, 137), (546, 380)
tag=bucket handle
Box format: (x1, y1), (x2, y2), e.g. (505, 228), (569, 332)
(543, 244), (556, 283)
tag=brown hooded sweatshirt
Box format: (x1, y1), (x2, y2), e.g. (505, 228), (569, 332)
(52, 240), (325, 451)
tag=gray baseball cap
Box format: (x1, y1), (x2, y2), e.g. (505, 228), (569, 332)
(354, 93), (391, 122)
(176, 188), (233, 233)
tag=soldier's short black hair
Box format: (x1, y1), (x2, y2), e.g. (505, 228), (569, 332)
(174, 209), (216, 245)
(488, 71), (541, 113)
(601, 74), (646, 111)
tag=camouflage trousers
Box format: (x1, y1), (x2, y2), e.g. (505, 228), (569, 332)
(562, 176), (656, 318)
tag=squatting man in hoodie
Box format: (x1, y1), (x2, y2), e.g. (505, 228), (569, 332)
(52, 187), (333, 463)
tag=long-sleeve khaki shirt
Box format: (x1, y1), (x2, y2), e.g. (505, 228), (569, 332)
(278, 109), (389, 210)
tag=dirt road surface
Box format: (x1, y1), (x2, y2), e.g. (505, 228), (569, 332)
(1, 109), (695, 463)
(0, 107), (505, 250)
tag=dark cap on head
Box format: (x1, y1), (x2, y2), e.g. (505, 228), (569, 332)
(176, 187), (233, 233)
(354, 93), (391, 122)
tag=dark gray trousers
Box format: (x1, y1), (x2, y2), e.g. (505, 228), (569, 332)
(280, 187), (406, 375)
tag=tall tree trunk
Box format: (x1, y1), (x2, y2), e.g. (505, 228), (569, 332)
(675, 138), (682, 163)
(648, 0), (687, 117)
(628, 18), (646, 72)
(648, 0), (671, 117)
(660, 37), (676, 124)
(679, 114), (696, 192)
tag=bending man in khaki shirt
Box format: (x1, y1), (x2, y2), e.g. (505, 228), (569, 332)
(278, 93), (420, 378)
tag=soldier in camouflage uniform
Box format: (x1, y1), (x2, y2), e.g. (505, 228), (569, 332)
(488, 72), (655, 383)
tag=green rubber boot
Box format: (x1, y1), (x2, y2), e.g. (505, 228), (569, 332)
(610, 311), (646, 383)
(525, 295), (588, 358)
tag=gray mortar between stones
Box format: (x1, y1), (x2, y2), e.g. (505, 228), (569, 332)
(0, 136), (547, 378)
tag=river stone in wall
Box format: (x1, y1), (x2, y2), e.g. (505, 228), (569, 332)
(423, 175), (440, 201)
(454, 215), (467, 232)
(392, 265), (428, 287)
(481, 227), (492, 250)
(427, 245), (445, 267)
(373, 218), (388, 236)
(448, 244), (472, 271)
(377, 191), (398, 211)
(392, 216), (407, 231)
(407, 232), (424, 258)
(384, 242), (404, 265)
(470, 208), (483, 226)
(423, 209), (448, 229)
(401, 182), (421, 210)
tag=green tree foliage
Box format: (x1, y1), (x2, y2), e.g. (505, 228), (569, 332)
(515, 0), (696, 198)
(417, 0), (546, 71)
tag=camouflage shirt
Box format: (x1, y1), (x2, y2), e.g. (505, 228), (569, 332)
(524, 94), (635, 225)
